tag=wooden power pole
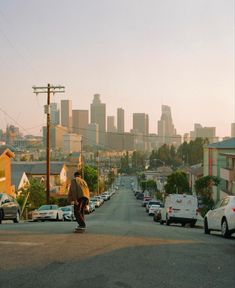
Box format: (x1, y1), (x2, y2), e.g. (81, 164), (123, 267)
(33, 84), (65, 204)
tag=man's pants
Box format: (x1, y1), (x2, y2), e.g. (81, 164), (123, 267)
(74, 197), (88, 228)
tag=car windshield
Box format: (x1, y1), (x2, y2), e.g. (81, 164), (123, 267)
(38, 205), (58, 211)
(60, 207), (71, 211)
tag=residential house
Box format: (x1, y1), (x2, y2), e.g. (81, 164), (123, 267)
(203, 137), (235, 202)
(11, 170), (30, 195)
(0, 146), (15, 196)
(185, 164), (203, 195)
(11, 161), (68, 197)
(219, 152), (235, 197)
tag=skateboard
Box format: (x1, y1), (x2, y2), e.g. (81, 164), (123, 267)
(74, 228), (86, 233)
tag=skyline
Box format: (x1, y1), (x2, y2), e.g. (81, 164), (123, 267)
(0, 0), (234, 139)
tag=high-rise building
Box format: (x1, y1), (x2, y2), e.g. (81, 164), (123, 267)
(133, 113), (149, 135)
(132, 113), (149, 151)
(157, 105), (176, 145)
(86, 123), (99, 147)
(62, 133), (82, 154)
(117, 108), (124, 133)
(72, 110), (89, 142)
(90, 94), (106, 145)
(190, 123), (218, 143)
(107, 116), (117, 133)
(61, 99), (72, 132)
(43, 125), (68, 150)
(50, 103), (60, 126)
(231, 123), (235, 137)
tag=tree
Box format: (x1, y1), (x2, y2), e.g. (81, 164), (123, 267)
(120, 151), (131, 174)
(83, 165), (98, 192)
(194, 175), (220, 216)
(177, 138), (209, 166)
(17, 178), (46, 214)
(165, 170), (190, 195)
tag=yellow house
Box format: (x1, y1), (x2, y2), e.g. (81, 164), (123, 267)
(0, 146), (15, 196)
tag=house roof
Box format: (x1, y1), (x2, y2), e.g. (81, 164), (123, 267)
(220, 152), (235, 158)
(11, 161), (66, 176)
(0, 146), (15, 158)
(207, 137), (235, 149)
(11, 170), (27, 189)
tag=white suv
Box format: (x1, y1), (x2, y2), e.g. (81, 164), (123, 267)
(204, 196), (235, 238)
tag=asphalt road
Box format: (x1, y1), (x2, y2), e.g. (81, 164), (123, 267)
(0, 176), (235, 288)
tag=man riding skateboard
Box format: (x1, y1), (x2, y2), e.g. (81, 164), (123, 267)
(68, 171), (90, 233)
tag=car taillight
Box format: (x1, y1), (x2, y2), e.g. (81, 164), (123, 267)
(196, 208), (199, 215)
(232, 208), (235, 212)
(168, 207), (173, 213)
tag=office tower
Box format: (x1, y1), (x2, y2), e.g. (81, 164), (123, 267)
(90, 94), (106, 145)
(50, 103), (60, 126)
(132, 113), (149, 151)
(107, 116), (117, 133)
(133, 113), (149, 135)
(190, 123), (218, 143)
(157, 105), (176, 145)
(117, 108), (124, 133)
(72, 110), (89, 141)
(62, 133), (82, 154)
(5, 125), (21, 145)
(86, 123), (99, 146)
(61, 99), (72, 132)
(231, 123), (235, 137)
(43, 125), (68, 150)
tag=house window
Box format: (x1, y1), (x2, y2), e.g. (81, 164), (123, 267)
(0, 169), (6, 182)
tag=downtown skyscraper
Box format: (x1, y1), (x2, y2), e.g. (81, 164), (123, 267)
(90, 94), (106, 146)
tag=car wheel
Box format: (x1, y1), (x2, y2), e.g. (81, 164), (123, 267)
(221, 219), (230, 238)
(190, 222), (196, 228)
(204, 218), (210, 234)
(160, 220), (164, 225)
(13, 211), (20, 223)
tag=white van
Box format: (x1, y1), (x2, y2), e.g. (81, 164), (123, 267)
(160, 194), (199, 227)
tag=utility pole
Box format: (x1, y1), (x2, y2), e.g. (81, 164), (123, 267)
(33, 84), (65, 204)
(81, 136), (84, 179)
(96, 150), (99, 195)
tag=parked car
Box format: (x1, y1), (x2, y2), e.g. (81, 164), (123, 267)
(90, 197), (101, 208)
(102, 191), (111, 200)
(59, 205), (75, 221)
(146, 199), (161, 212)
(101, 192), (110, 201)
(94, 196), (104, 205)
(142, 196), (151, 207)
(204, 195), (235, 238)
(32, 204), (64, 221)
(0, 192), (21, 224)
(148, 204), (161, 216)
(160, 194), (199, 227)
(136, 192), (144, 200)
(85, 201), (95, 214)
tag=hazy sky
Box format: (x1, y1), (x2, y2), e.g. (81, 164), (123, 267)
(0, 0), (234, 139)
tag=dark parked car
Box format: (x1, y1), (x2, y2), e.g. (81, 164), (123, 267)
(136, 192), (144, 200)
(0, 192), (21, 224)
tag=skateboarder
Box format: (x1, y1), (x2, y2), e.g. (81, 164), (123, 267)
(68, 171), (90, 232)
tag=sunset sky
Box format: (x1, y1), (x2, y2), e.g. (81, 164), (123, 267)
(0, 0), (234, 139)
